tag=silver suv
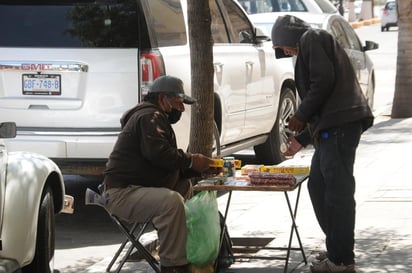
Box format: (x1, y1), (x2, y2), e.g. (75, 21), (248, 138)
(0, 0), (296, 176)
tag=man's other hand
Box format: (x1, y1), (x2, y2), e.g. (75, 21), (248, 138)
(288, 115), (305, 132)
(191, 154), (214, 173)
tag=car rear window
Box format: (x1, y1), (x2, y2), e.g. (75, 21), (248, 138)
(0, 0), (140, 48)
(142, 0), (187, 47)
(0, 0), (187, 48)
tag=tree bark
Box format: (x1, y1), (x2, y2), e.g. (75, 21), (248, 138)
(187, 0), (215, 155)
(391, 1), (412, 118)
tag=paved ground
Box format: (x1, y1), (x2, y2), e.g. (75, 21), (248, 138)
(60, 115), (411, 273)
(53, 22), (410, 273)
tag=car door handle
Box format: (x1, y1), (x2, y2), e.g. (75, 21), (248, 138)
(246, 61), (254, 83)
(214, 62), (224, 85)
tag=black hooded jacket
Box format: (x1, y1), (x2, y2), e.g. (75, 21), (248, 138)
(103, 101), (194, 189)
(272, 15), (374, 145)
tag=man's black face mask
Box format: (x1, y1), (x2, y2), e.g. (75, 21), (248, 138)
(166, 108), (182, 124)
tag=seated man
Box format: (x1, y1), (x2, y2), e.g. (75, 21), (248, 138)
(103, 75), (213, 273)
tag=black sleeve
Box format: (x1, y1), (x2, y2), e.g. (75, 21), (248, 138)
(295, 31), (336, 122)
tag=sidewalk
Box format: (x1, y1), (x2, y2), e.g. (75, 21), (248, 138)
(99, 116), (412, 273)
(216, 116), (412, 273)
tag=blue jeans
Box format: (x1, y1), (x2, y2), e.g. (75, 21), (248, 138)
(308, 121), (363, 265)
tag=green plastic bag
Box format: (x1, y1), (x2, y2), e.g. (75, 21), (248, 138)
(185, 190), (221, 266)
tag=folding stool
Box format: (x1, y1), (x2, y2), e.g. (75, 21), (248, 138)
(85, 188), (161, 273)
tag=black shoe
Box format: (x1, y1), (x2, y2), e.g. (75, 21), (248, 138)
(315, 251), (328, 262)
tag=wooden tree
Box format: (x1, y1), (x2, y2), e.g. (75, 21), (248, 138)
(391, 0), (412, 118)
(187, 0), (215, 156)
(347, 0), (357, 22)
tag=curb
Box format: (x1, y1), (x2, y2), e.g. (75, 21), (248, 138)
(350, 17), (381, 28)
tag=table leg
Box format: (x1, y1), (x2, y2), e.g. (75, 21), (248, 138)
(283, 183), (307, 273)
(214, 190), (233, 273)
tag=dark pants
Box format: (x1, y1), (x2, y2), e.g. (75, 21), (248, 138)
(308, 121), (363, 265)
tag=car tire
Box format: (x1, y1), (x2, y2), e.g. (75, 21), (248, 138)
(254, 88), (296, 165)
(22, 186), (55, 273)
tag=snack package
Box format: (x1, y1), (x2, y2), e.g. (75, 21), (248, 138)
(248, 172), (296, 186)
(240, 164), (264, 175)
(259, 165), (310, 175)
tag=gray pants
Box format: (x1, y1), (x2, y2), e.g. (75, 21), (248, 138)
(104, 181), (193, 267)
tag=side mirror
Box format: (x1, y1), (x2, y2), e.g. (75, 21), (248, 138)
(364, 40), (379, 51)
(254, 27), (271, 43)
(0, 122), (17, 138)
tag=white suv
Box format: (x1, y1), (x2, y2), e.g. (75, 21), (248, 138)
(0, 0), (296, 176)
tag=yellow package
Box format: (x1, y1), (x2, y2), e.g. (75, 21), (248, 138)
(260, 165), (310, 175)
(209, 159), (224, 168)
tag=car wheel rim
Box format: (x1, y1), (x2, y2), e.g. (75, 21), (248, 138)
(278, 96), (295, 148)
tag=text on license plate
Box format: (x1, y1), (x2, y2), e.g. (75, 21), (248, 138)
(22, 74), (61, 95)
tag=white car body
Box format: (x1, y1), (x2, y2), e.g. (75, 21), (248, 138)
(0, 0), (297, 175)
(0, 122), (73, 273)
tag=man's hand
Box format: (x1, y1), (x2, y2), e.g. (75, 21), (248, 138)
(191, 153), (214, 173)
(282, 137), (303, 157)
(288, 115), (305, 132)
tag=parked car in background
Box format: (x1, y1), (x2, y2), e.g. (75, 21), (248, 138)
(238, 0), (338, 14)
(0, 0), (297, 175)
(250, 13), (378, 110)
(381, 0), (397, 31)
(0, 122), (73, 273)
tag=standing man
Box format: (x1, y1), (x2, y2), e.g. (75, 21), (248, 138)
(103, 75), (213, 273)
(271, 15), (374, 273)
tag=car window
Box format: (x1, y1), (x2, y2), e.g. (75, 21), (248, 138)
(312, 0), (337, 13)
(144, 0), (187, 47)
(386, 1), (396, 11)
(221, 0), (255, 43)
(238, 0), (307, 14)
(0, 0), (187, 48)
(210, 0), (230, 43)
(0, 0), (142, 48)
(329, 19), (350, 49)
(339, 20), (361, 51)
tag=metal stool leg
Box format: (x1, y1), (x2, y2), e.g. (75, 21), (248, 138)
(111, 216), (161, 273)
(106, 221), (149, 273)
(85, 188), (160, 273)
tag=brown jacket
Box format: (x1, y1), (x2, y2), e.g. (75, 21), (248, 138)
(103, 102), (194, 190)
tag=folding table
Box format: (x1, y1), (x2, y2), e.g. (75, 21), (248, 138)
(193, 175), (308, 273)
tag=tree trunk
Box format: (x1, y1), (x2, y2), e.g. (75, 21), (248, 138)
(187, 0), (215, 156)
(347, 0), (357, 22)
(360, 0), (373, 20)
(391, 1), (412, 118)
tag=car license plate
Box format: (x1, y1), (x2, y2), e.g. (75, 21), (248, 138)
(22, 74), (61, 95)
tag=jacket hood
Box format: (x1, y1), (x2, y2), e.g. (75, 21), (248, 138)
(120, 102), (158, 128)
(271, 15), (311, 58)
